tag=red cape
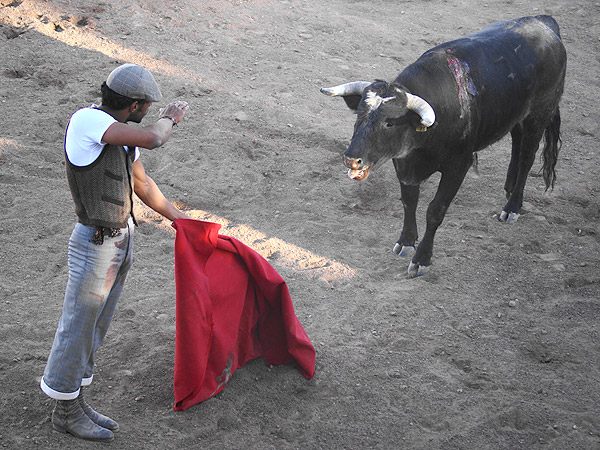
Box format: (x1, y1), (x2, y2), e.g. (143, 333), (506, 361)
(172, 219), (316, 411)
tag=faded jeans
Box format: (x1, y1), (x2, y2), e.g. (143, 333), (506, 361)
(40, 219), (134, 400)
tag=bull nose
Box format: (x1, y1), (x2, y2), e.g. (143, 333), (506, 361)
(344, 156), (363, 170)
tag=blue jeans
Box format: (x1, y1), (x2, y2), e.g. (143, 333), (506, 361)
(41, 219), (134, 400)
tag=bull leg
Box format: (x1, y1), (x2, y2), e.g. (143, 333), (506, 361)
(393, 182), (420, 256)
(504, 123), (523, 199)
(500, 124), (544, 223)
(409, 157), (472, 277)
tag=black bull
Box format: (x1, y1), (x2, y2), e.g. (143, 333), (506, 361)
(321, 15), (566, 277)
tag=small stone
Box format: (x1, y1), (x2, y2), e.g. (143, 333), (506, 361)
(508, 300), (517, 307)
(539, 253), (560, 262)
(234, 111), (248, 122)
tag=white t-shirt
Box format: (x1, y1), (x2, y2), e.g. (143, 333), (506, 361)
(65, 105), (140, 167)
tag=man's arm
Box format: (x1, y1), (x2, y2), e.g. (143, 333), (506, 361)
(132, 158), (189, 221)
(102, 100), (188, 149)
(102, 119), (174, 150)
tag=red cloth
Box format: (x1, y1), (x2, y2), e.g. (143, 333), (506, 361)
(172, 219), (316, 411)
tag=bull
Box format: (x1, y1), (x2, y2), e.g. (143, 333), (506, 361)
(320, 15), (566, 277)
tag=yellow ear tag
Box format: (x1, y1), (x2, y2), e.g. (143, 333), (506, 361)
(416, 125), (428, 132)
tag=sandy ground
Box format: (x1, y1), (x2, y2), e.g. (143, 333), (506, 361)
(1, 0), (599, 448)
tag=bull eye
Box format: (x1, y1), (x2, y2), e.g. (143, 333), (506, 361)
(385, 117), (406, 128)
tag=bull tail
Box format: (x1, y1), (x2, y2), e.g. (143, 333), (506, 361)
(542, 107), (561, 191)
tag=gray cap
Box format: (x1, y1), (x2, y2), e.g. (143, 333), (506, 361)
(106, 63), (162, 102)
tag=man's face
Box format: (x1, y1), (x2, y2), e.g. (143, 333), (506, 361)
(127, 101), (152, 123)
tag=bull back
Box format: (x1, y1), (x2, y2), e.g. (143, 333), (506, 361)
(396, 15), (566, 153)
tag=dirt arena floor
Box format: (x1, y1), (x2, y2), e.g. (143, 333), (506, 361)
(1, 0), (599, 448)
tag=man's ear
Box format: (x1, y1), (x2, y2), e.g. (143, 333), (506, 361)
(130, 101), (140, 112)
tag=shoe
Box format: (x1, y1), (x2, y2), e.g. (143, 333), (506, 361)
(78, 391), (120, 432)
(52, 398), (114, 442)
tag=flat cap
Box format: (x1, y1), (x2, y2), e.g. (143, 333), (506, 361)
(106, 63), (162, 102)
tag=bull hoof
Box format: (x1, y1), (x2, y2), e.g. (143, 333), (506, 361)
(393, 243), (415, 257)
(407, 261), (427, 278)
(499, 210), (520, 223)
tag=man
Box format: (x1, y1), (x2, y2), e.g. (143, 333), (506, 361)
(40, 63), (189, 442)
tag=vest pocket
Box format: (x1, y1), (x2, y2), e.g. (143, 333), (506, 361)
(104, 169), (123, 181)
(101, 195), (125, 207)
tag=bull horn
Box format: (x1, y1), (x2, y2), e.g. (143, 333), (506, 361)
(406, 93), (436, 127)
(320, 81), (372, 97)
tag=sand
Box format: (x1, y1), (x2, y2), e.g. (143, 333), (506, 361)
(1, 0), (599, 448)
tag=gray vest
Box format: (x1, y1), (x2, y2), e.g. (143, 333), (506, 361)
(66, 143), (136, 228)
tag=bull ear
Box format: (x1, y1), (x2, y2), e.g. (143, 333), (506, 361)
(341, 95), (363, 111)
(320, 81), (372, 112)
